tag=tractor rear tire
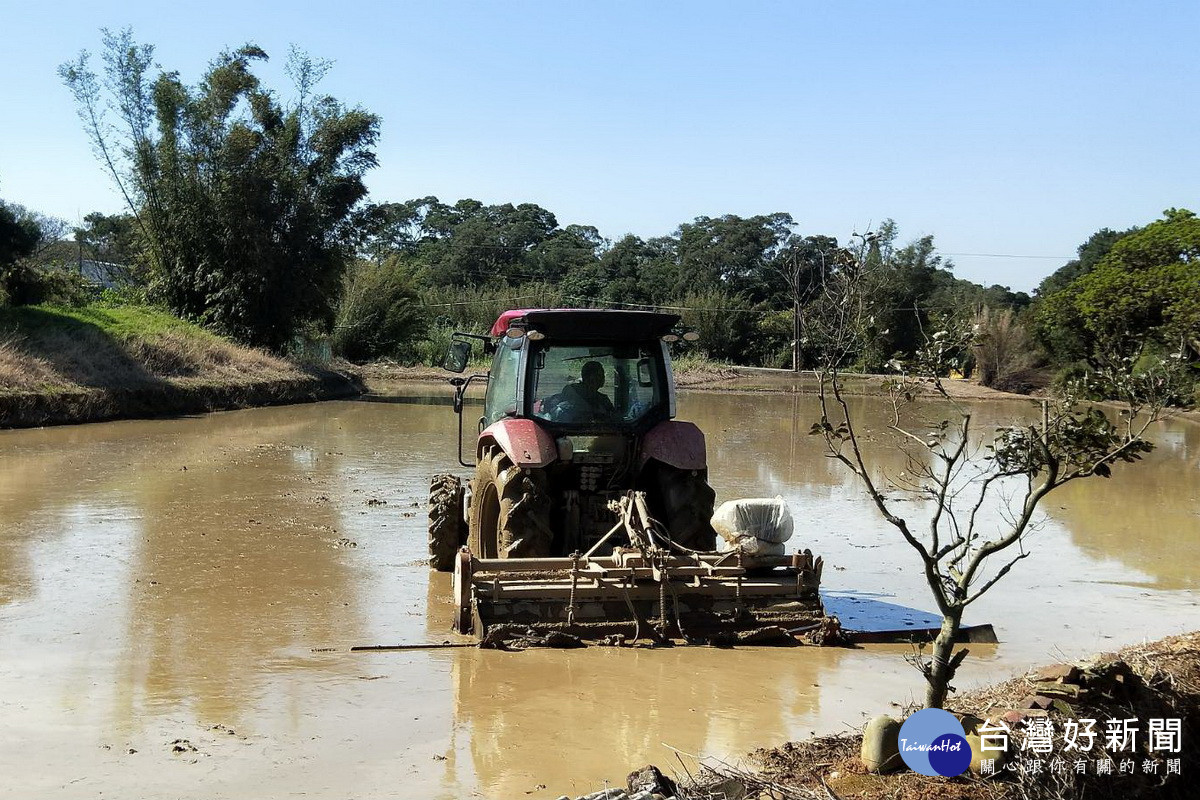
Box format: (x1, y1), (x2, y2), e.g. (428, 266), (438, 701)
(467, 448), (553, 559)
(428, 473), (466, 571)
(644, 460), (717, 551)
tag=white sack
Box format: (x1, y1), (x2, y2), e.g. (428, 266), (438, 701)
(716, 534), (786, 557)
(711, 496), (794, 545)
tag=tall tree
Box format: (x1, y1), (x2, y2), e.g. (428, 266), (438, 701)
(0, 200), (72, 304)
(1035, 226), (1138, 299)
(1036, 209), (1200, 367)
(0, 200), (42, 302)
(60, 29), (379, 348)
(675, 213), (795, 301)
(772, 233), (839, 370)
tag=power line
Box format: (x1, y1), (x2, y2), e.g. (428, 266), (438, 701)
(422, 294), (541, 308)
(561, 294), (773, 315)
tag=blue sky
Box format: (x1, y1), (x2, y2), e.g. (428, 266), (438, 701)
(1, 1), (1196, 292)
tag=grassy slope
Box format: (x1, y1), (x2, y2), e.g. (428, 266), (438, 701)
(0, 304), (361, 427)
(0, 304), (305, 396)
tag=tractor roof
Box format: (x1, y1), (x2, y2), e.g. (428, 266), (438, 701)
(489, 308), (680, 340)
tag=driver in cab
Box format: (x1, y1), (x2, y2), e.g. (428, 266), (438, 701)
(558, 361), (616, 422)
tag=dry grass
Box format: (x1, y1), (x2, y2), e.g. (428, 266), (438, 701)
(0, 334), (59, 391)
(124, 331), (296, 383)
(0, 305), (304, 395)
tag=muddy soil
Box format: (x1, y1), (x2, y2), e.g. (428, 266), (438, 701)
(721, 630), (1200, 800)
(0, 387), (1196, 798)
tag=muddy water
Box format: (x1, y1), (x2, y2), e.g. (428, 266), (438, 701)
(1, 388), (1196, 799)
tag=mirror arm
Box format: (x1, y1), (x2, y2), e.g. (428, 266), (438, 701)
(455, 373), (489, 468)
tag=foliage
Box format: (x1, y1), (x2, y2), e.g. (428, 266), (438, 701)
(677, 289), (759, 362)
(419, 280), (564, 333)
(95, 284), (152, 308)
(674, 213), (795, 301)
(15, 269), (96, 307)
(60, 29), (379, 350)
(332, 259), (427, 362)
(1034, 210), (1199, 377)
(0, 200), (43, 303)
(1035, 226), (1137, 299)
(750, 309), (794, 368)
(971, 306), (1042, 392)
(354, 199), (1031, 371)
(0, 200), (75, 305)
(807, 245), (1168, 709)
(74, 212), (145, 284)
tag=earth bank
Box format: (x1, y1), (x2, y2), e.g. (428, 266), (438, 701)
(0, 304), (361, 427)
(564, 631), (1200, 800)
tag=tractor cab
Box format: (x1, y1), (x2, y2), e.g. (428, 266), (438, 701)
(435, 309), (714, 562)
(480, 309), (675, 432)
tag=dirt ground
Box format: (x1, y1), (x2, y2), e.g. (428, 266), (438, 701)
(685, 631), (1200, 800)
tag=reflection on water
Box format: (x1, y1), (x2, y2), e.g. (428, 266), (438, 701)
(448, 642), (840, 799)
(0, 387), (1196, 797)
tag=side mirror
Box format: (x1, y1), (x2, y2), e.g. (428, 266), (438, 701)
(443, 340), (471, 373)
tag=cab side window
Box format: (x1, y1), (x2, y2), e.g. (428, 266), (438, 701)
(483, 339), (522, 425)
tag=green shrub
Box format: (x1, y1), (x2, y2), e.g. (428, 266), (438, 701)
(95, 285), (151, 308)
(2, 266), (96, 307)
(332, 260), (428, 363)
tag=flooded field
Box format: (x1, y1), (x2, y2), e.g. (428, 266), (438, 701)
(1, 386), (1197, 798)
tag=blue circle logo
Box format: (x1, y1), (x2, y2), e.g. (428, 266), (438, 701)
(898, 709), (971, 776)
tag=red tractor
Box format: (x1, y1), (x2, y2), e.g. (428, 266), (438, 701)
(429, 308), (716, 569)
(428, 308), (824, 642)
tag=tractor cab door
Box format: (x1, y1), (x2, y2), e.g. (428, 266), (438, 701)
(482, 335), (524, 428)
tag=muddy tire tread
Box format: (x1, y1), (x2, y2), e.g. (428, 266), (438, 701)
(428, 473), (464, 571)
(468, 448), (553, 558)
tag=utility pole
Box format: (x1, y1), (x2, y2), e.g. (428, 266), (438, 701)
(792, 288), (802, 372)
(786, 249), (806, 373)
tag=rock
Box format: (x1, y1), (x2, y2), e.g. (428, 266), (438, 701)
(1032, 681), (1082, 698)
(1033, 663), (1081, 683)
(577, 790), (628, 800)
(860, 715), (903, 773)
(959, 714), (1009, 774)
(1019, 694), (1059, 710)
(627, 765), (676, 798)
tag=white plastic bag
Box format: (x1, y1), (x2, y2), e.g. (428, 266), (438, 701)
(711, 496), (794, 545)
(716, 534), (786, 557)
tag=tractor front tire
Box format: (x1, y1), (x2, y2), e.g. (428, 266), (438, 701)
(644, 460), (717, 551)
(428, 473), (466, 571)
(467, 449), (553, 559)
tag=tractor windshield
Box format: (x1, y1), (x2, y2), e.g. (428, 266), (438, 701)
(528, 342), (667, 427)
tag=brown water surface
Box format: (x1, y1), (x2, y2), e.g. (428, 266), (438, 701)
(1, 387), (1196, 798)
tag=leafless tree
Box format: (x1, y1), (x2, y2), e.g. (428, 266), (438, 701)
(808, 243), (1168, 708)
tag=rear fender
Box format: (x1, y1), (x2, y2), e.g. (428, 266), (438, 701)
(478, 419), (557, 468)
(639, 420), (707, 471)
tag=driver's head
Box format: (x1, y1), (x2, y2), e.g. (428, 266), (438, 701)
(581, 360), (605, 391)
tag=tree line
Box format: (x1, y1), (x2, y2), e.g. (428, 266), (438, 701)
(1, 29), (1194, 403)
